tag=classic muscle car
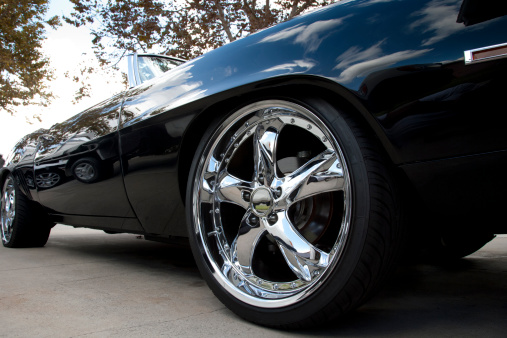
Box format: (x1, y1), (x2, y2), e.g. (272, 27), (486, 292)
(2, 0), (507, 328)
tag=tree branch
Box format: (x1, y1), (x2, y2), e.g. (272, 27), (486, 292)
(289, 0), (301, 19)
(213, 0), (235, 42)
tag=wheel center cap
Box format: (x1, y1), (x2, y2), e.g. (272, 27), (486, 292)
(250, 187), (273, 217)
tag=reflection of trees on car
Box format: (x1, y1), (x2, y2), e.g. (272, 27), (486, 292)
(38, 95), (122, 154)
(33, 95), (125, 190)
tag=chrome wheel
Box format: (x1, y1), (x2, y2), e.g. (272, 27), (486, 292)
(191, 100), (351, 307)
(1, 176), (16, 244)
(36, 172), (61, 188)
(74, 162), (95, 181)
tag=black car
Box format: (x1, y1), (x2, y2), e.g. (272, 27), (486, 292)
(2, 0), (507, 328)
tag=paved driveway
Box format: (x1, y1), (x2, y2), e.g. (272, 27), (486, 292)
(0, 225), (506, 337)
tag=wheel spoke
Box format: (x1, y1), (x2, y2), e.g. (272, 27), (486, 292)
(282, 149), (344, 205)
(232, 211), (266, 275)
(265, 211), (329, 282)
(216, 172), (252, 209)
(199, 155), (222, 204)
(253, 119), (284, 186)
(1, 178), (16, 242)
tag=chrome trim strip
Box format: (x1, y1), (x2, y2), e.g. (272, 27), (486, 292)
(126, 53), (141, 88)
(136, 53), (187, 63)
(464, 42), (507, 64)
(464, 50), (473, 63)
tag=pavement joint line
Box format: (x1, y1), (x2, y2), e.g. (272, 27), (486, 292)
(0, 259), (120, 272)
(57, 273), (129, 284)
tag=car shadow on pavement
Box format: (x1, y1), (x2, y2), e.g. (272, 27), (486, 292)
(294, 255), (507, 336)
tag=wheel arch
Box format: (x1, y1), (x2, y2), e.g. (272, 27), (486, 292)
(0, 168), (10, 191)
(177, 75), (402, 205)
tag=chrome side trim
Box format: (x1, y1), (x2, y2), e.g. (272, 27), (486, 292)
(126, 53), (141, 88)
(136, 53), (187, 64)
(464, 42), (507, 64)
(464, 50), (473, 63)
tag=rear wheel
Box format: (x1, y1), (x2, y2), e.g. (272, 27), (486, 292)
(1, 174), (52, 248)
(186, 98), (403, 327)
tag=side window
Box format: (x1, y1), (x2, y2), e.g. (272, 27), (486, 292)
(137, 56), (184, 83)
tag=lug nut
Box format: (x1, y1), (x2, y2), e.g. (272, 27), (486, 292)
(242, 190), (251, 202)
(248, 215), (259, 225)
(267, 213), (278, 225)
(273, 187), (282, 198)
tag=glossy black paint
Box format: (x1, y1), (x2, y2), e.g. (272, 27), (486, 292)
(2, 0), (507, 237)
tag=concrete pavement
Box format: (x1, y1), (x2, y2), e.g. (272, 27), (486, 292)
(0, 225), (506, 337)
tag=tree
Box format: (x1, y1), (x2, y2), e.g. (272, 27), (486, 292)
(65, 0), (336, 63)
(0, 0), (59, 114)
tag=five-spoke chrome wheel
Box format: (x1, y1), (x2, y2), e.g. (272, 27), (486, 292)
(190, 100), (351, 307)
(1, 176), (16, 244)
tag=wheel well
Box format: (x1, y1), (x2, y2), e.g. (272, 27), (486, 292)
(177, 83), (397, 205)
(0, 169), (10, 190)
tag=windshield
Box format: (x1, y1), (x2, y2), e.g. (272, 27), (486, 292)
(137, 56), (184, 83)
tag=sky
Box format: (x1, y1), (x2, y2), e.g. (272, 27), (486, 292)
(0, 0), (125, 156)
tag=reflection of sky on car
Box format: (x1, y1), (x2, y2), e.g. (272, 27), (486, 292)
(411, 0), (466, 46)
(37, 135), (93, 159)
(122, 63), (206, 127)
(258, 17), (350, 52)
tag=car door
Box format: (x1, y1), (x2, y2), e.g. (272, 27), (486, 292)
(119, 54), (189, 237)
(33, 94), (136, 225)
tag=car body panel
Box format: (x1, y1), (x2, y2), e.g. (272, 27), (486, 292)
(32, 94), (137, 224)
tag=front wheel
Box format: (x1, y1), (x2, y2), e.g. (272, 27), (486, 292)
(186, 98), (403, 327)
(1, 174), (52, 247)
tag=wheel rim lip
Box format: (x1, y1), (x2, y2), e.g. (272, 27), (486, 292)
(192, 100), (352, 308)
(1, 176), (16, 243)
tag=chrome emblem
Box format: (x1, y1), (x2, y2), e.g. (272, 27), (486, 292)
(250, 187), (273, 216)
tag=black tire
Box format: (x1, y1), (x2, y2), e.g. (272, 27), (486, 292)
(1, 174), (52, 248)
(185, 98), (404, 328)
(71, 157), (102, 183)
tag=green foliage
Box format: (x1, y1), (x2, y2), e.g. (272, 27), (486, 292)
(65, 0), (336, 62)
(0, 0), (60, 114)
